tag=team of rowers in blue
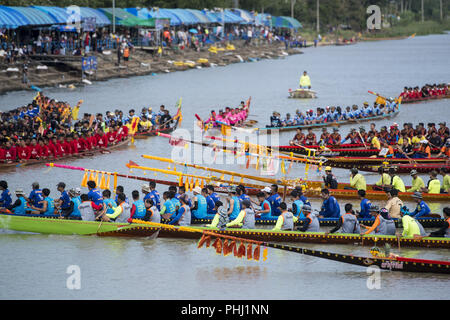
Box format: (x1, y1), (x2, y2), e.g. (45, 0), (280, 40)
(268, 100), (399, 128)
(1, 179), (448, 238)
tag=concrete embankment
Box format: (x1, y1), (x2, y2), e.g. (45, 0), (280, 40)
(0, 40), (304, 95)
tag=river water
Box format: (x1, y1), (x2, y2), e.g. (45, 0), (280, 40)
(1, 33), (449, 299)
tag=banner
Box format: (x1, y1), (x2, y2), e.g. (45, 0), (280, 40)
(81, 56), (97, 71)
(83, 17), (96, 32)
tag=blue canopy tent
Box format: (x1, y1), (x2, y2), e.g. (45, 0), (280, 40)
(273, 16), (302, 29)
(0, 6), (58, 28)
(218, 10), (245, 24)
(202, 11), (219, 24)
(124, 7), (153, 20)
(231, 9), (255, 24)
(32, 6), (70, 24)
(151, 9), (182, 26)
(184, 9), (211, 24)
(168, 9), (199, 25)
(72, 7), (110, 26)
(0, 6), (24, 29)
(254, 13), (272, 27)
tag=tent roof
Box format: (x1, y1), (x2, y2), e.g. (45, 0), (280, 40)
(124, 7), (153, 20)
(275, 16), (302, 29)
(74, 7), (110, 26)
(32, 6), (70, 24)
(98, 8), (136, 22)
(0, 6), (58, 28)
(231, 9), (255, 24)
(184, 9), (211, 24)
(152, 9), (182, 26)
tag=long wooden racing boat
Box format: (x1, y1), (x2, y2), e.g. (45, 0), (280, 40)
(134, 119), (179, 139)
(259, 109), (400, 133)
(153, 224), (450, 249)
(171, 215), (445, 228)
(288, 88), (317, 99)
(0, 213), (159, 237)
(279, 145), (441, 157)
(0, 138), (131, 171)
(401, 94), (450, 104)
(325, 157), (449, 173)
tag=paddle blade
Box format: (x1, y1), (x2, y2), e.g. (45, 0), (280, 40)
(126, 160), (139, 169)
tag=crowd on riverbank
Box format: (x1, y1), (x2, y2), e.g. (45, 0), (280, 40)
(0, 93), (180, 163)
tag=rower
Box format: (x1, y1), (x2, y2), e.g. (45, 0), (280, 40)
(318, 188), (340, 218)
(369, 131), (381, 150)
(429, 207), (450, 238)
(296, 205), (320, 232)
(8, 189), (27, 215)
(272, 202), (297, 231)
(440, 168), (450, 193)
(349, 168), (366, 191)
(290, 128), (305, 146)
(379, 208), (396, 235)
(226, 200), (255, 229)
(373, 167), (391, 191)
(326, 203), (360, 235)
(105, 193), (131, 223)
(387, 167), (406, 192)
(204, 187), (216, 216)
(206, 185), (220, 205)
(55, 182), (71, 214)
(255, 191), (273, 219)
(159, 191), (176, 220)
(226, 186), (241, 220)
(407, 169), (425, 192)
(269, 112), (281, 127)
(436, 138), (450, 158)
(398, 205), (427, 237)
(102, 189), (117, 214)
(142, 199), (161, 223)
(290, 190), (305, 219)
(129, 190), (146, 220)
(410, 192), (431, 218)
(360, 206), (395, 236)
(330, 128), (341, 145)
(149, 181), (161, 210)
(191, 186), (209, 219)
(0, 180), (12, 210)
(357, 190), (372, 219)
(294, 186), (311, 206)
(237, 185), (251, 208)
(205, 201), (229, 230)
(413, 140), (431, 158)
(26, 182), (44, 212)
(305, 128), (317, 145)
(267, 185), (282, 217)
(78, 194), (103, 221)
(323, 166), (338, 189)
(425, 170), (441, 194)
(384, 188), (403, 219)
(64, 188), (81, 219)
(299, 71), (311, 89)
(169, 194), (191, 226)
(87, 180), (104, 207)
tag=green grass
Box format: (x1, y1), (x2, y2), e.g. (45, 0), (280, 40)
(363, 20), (450, 39)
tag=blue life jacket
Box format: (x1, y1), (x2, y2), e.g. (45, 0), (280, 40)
(230, 196), (240, 220)
(103, 198), (117, 214)
(43, 197), (55, 215)
(164, 200), (176, 217)
(192, 194), (207, 219)
(70, 197), (81, 217)
(259, 199), (272, 219)
(13, 197), (27, 215)
(133, 200), (146, 219)
(293, 199), (305, 219)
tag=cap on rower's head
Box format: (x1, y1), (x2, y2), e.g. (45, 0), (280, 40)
(228, 186), (237, 193)
(369, 205), (380, 212)
(363, 102), (369, 106)
(57, 182), (66, 188)
(325, 166), (332, 172)
(410, 169), (418, 176)
(261, 186), (271, 193)
(15, 188), (25, 195)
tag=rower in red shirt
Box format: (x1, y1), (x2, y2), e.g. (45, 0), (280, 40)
(3, 141), (17, 162)
(17, 140), (31, 161)
(28, 139), (41, 159)
(106, 129), (116, 145)
(48, 137), (59, 158)
(62, 137), (72, 155)
(95, 130), (108, 149)
(38, 139), (50, 158)
(86, 132), (97, 149)
(73, 133), (85, 152)
(67, 136), (78, 155)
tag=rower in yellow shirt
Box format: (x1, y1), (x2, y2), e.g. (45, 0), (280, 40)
(374, 167), (391, 191)
(388, 167), (406, 192)
(349, 168), (366, 191)
(440, 168), (450, 193)
(426, 171), (441, 194)
(299, 71), (311, 89)
(369, 132), (381, 150)
(407, 170), (425, 192)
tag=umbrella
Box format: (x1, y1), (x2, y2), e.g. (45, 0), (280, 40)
(189, 28), (198, 34)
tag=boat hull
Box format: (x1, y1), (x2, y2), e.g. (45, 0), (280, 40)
(288, 89), (317, 99)
(0, 213), (159, 237)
